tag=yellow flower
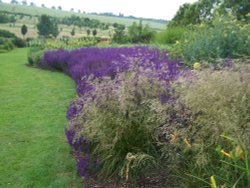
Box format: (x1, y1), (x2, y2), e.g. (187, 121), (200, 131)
(193, 62), (201, 70)
(126, 153), (137, 161)
(234, 145), (245, 160)
(170, 133), (176, 142)
(184, 138), (191, 148)
(210, 176), (217, 188)
(221, 149), (231, 158)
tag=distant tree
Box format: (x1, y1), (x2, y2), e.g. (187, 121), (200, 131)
(92, 29), (97, 37)
(0, 14), (11, 23)
(86, 29), (90, 36)
(112, 24), (126, 43)
(21, 0), (27, 5)
(70, 8), (74, 12)
(21, 24), (27, 38)
(71, 28), (75, 36)
(11, 0), (18, 4)
(51, 6), (55, 10)
(30, 2), (36, 6)
(78, 9), (81, 13)
(37, 15), (59, 37)
(41, 4), (46, 8)
(10, 15), (16, 26)
(127, 21), (155, 43)
(58, 6), (62, 10)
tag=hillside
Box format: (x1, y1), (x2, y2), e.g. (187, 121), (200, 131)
(0, 3), (167, 30)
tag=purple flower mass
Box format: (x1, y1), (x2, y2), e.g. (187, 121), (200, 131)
(41, 46), (182, 96)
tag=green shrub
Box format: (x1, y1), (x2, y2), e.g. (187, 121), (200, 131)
(154, 26), (187, 44)
(0, 29), (17, 38)
(28, 37), (97, 50)
(0, 37), (14, 51)
(0, 29), (26, 48)
(127, 21), (156, 44)
(28, 47), (44, 66)
(12, 37), (26, 48)
(169, 14), (250, 66)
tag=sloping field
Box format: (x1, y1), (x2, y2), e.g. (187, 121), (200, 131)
(0, 3), (167, 30)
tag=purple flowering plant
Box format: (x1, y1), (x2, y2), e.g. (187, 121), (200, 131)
(40, 46), (191, 181)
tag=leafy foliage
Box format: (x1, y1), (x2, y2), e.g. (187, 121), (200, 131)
(127, 21), (155, 43)
(37, 14), (59, 38)
(169, 0), (250, 27)
(0, 37), (14, 52)
(154, 26), (187, 44)
(27, 47), (44, 66)
(0, 13), (12, 23)
(0, 29), (17, 38)
(169, 14), (250, 65)
(112, 24), (126, 44)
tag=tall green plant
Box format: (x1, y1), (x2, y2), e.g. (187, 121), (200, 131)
(154, 26), (187, 44)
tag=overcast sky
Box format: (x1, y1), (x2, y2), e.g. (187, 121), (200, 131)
(2, 0), (198, 20)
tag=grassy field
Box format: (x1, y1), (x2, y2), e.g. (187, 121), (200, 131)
(0, 48), (83, 188)
(0, 3), (166, 30)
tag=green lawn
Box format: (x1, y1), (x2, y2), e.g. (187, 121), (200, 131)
(0, 48), (83, 188)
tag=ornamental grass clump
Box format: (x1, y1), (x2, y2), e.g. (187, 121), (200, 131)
(174, 63), (250, 187)
(66, 50), (191, 182)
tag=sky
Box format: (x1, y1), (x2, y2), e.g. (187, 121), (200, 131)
(2, 0), (198, 20)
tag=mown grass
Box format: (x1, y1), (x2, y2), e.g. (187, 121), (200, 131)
(0, 48), (83, 188)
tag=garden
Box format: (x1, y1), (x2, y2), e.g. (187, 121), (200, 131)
(0, 0), (250, 187)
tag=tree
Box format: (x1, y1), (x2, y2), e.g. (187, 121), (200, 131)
(21, 24), (27, 38)
(71, 28), (75, 36)
(169, 3), (201, 27)
(30, 2), (36, 6)
(86, 29), (90, 36)
(219, 0), (250, 19)
(127, 21), (155, 43)
(41, 4), (46, 8)
(10, 15), (16, 26)
(112, 24), (126, 43)
(92, 29), (97, 36)
(37, 15), (59, 37)
(21, 0), (27, 5)
(11, 0), (18, 4)
(170, 0), (250, 27)
(58, 6), (62, 10)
